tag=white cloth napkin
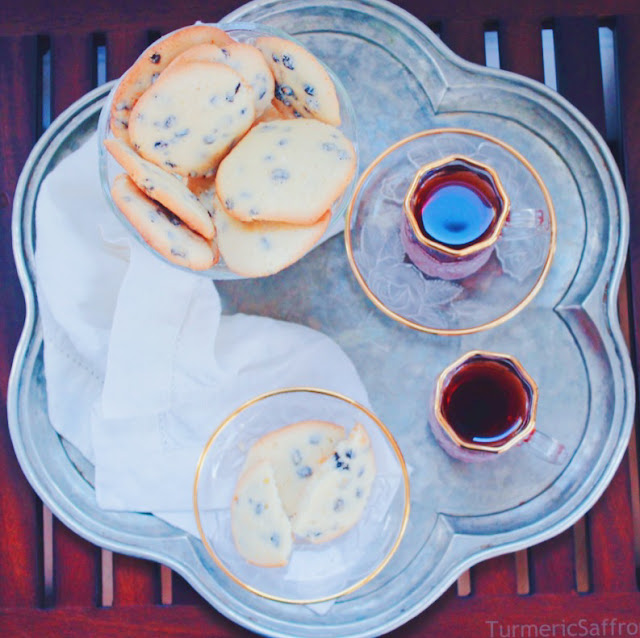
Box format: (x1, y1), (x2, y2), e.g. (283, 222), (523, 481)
(35, 133), (370, 537)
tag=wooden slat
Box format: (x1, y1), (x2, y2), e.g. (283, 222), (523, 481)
(471, 554), (515, 596)
(498, 19), (545, 82)
(47, 32), (101, 609)
(440, 19), (487, 66)
(619, 16), (640, 399)
(42, 507), (54, 606)
(456, 570), (471, 596)
(617, 240), (640, 574)
(101, 550), (114, 607)
(547, 18), (600, 596)
(113, 555), (156, 606)
(530, 529), (576, 592)
(515, 549), (530, 595)
(0, 35), (40, 609)
(106, 29), (149, 81)
(53, 522), (99, 606)
(160, 566), (172, 606)
(50, 33), (94, 116)
(589, 456), (637, 591)
(573, 517), (591, 592)
(554, 15), (636, 593)
(553, 17), (606, 133)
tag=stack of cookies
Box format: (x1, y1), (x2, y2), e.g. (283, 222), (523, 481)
(105, 23), (357, 276)
(231, 421), (376, 568)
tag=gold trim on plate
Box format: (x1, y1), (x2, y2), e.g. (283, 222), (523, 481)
(344, 127), (557, 336)
(193, 386), (411, 605)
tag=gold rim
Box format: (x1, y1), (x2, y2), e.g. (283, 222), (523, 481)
(403, 154), (511, 257)
(193, 386), (411, 605)
(344, 127), (557, 336)
(433, 350), (539, 454)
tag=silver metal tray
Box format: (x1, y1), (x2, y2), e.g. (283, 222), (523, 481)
(9, 0), (634, 636)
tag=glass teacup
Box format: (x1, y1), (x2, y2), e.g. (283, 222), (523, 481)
(429, 350), (567, 464)
(401, 155), (509, 280)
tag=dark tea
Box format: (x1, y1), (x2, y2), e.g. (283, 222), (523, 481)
(441, 356), (533, 449)
(410, 163), (501, 249)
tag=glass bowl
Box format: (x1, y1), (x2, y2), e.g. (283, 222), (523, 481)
(345, 128), (557, 335)
(193, 387), (409, 604)
(97, 22), (358, 280)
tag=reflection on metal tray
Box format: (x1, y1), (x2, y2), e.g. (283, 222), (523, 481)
(8, 0), (634, 637)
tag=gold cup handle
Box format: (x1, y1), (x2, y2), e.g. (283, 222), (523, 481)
(526, 429), (569, 465)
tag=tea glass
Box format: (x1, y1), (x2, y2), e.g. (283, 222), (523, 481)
(429, 350), (567, 464)
(401, 155), (509, 280)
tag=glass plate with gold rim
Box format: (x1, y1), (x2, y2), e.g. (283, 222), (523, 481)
(345, 128), (557, 335)
(193, 387), (409, 604)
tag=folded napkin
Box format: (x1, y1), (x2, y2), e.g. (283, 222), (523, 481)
(35, 133), (370, 537)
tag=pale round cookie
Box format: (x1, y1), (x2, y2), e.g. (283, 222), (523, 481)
(129, 61), (256, 178)
(167, 42), (275, 116)
(231, 460), (294, 567)
(241, 420), (346, 517)
(292, 424), (376, 544)
(215, 204), (330, 277)
(111, 174), (217, 270)
(104, 137), (215, 239)
(110, 24), (233, 143)
(215, 119), (356, 224)
(255, 36), (341, 126)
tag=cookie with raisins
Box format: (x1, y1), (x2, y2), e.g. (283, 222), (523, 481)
(167, 42), (275, 116)
(255, 36), (341, 126)
(215, 119), (355, 224)
(104, 137), (215, 239)
(110, 24), (232, 144)
(111, 174), (217, 270)
(129, 61), (255, 178)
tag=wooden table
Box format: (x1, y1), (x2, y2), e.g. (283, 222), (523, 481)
(1, 0), (639, 635)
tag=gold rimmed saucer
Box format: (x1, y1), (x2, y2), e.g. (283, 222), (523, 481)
(345, 128), (557, 336)
(193, 387), (410, 605)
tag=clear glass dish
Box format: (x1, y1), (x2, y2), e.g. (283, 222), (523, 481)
(97, 22), (358, 280)
(345, 128), (557, 335)
(193, 387), (409, 604)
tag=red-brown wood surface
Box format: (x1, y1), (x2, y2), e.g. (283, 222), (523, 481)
(0, 35), (40, 610)
(498, 19), (545, 83)
(619, 16), (640, 385)
(1, 1), (640, 636)
(553, 15), (637, 596)
(105, 30), (150, 81)
(1, 0), (640, 35)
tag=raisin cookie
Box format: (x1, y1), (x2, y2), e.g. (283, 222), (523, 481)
(292, 424), (376, 544)
(215, 203), (330, 277)
(255, 36), (341, 126)
(231, 461), (293, 567)
(129, 61), (255, 177)
(241, 420), (346, 517)
(215, 119), (356, 224)
(110, 24), (233, 143)
(111, 174), (217, 270)
(104, 137), (215, 239)
(167, 42), (275, 116)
